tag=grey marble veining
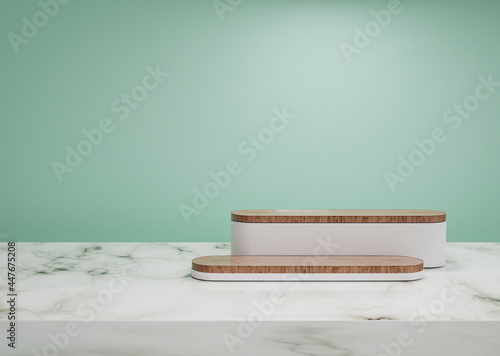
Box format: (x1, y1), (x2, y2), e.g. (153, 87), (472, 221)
(1, 242), (500, 355)
(1, 242), (499, 322)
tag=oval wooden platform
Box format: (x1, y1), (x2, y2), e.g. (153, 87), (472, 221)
(231, 209), (446, 223)
(192, 255), (424, 274)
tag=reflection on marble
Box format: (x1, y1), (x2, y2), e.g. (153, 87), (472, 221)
(0, 242), (499, 355)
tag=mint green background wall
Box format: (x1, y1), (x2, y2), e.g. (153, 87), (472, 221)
(1, 0), (499, 242)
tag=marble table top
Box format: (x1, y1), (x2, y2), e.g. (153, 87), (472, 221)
(1, 242), (500, 322)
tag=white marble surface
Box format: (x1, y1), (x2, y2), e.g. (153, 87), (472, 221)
(1, 242), (500, 355)
(1, 242), (499, 322)
(1, 321), (499, 356)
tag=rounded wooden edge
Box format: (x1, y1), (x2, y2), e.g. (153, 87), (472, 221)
(192, 255), (424, 274)
(231, 209), (446, 223)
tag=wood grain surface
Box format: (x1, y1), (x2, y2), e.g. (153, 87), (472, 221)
(231, 209), (446, 223)
(192, 255), (424, 274)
